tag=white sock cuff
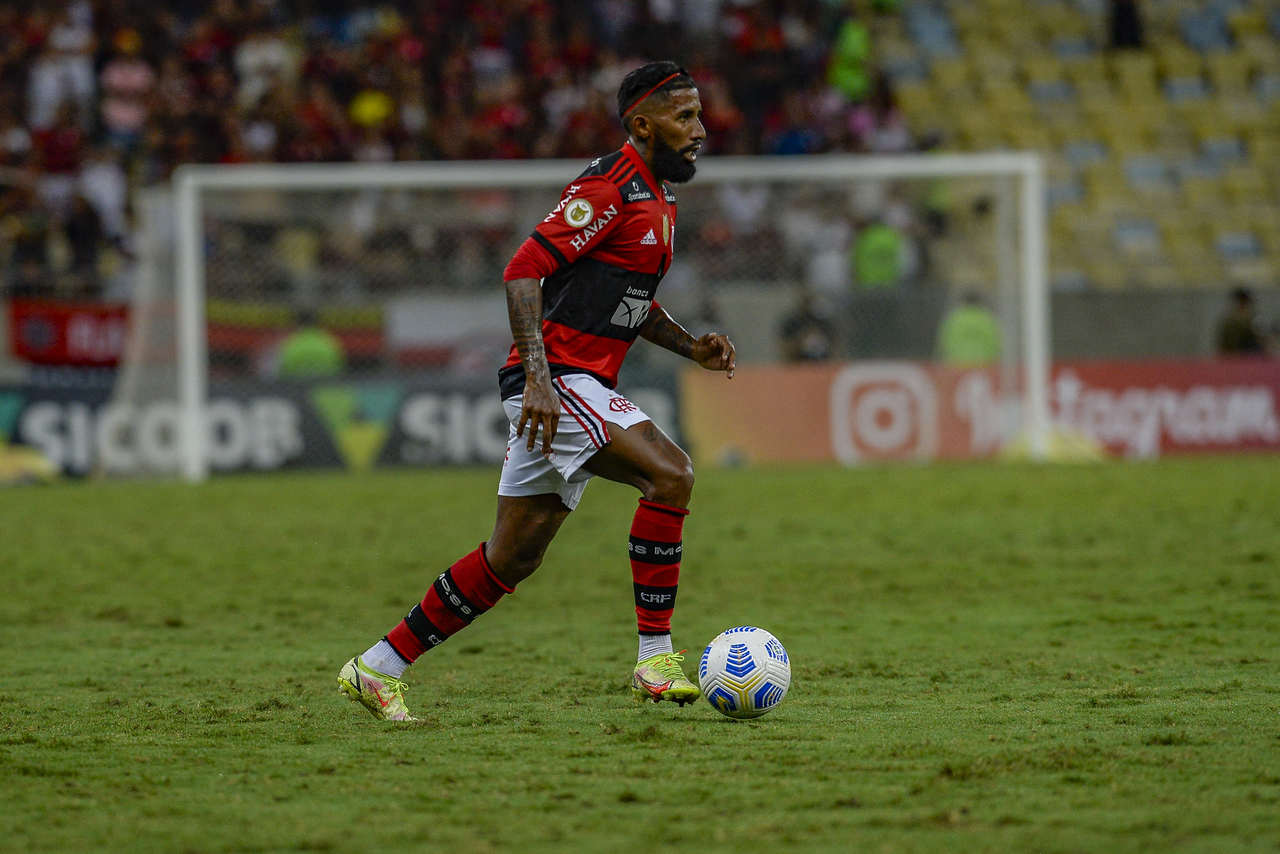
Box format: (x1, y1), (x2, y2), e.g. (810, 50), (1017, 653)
(638, 633), (674, 661)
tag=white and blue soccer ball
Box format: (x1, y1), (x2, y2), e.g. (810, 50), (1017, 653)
(698, 626), (791, 719)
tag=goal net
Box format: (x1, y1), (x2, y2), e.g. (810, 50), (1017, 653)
(117, 153), (1047, 480)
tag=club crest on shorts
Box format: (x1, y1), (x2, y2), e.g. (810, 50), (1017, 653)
(609, 396), (638, 413)
(564, 198), (594, 228)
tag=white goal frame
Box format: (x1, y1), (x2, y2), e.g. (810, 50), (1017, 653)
(170, 152), (1049, 481)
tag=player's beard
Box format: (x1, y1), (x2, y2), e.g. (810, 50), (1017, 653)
(651, 132), (697, 184)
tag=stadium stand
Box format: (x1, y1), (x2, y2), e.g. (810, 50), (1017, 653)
(0, 0), (1277, 304)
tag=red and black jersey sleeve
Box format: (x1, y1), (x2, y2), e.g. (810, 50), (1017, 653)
(509, 177), (625, 278)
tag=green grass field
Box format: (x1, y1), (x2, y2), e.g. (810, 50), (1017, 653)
(2, 457), (1278, 853)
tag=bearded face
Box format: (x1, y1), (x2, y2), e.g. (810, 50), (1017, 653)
(650, 129), (698, 184)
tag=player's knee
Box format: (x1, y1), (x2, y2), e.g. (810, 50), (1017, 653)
(486, 541), (548, 585)
(646, 453), (694, 506)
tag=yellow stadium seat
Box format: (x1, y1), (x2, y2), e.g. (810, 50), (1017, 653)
(1006, 123), (1053, 150)
(932, 58), (972, 92)
(1207, 52), (1251, 93)
(1181, 175), (1226, 210)
(970, 42), (1019, 78)
(1227, 10), (1267, 39)
(1239, 35), (1280, 73)
(1110, 53), (1158, 94)
(1223, 165), (1269, 203)
(1220, 97), (1267, 136)
(1024, 55), (1064, 85)
(1259, 229), (1280, 256)
(895, 81), (934, 112)
(1154, 43), (1203, 79)
(1099, 124), (1148, 155)
(1064, 54), (1107, 81)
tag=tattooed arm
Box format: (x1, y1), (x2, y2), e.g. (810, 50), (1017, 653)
(639, 305), (736, 379)
(506, 277), (559, 453)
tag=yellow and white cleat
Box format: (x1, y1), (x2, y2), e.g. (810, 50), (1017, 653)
(338, 656), (418, 722)
(632, 650), (701, 706)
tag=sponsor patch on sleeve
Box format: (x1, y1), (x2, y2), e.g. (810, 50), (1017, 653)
(564, 198), (594, 228)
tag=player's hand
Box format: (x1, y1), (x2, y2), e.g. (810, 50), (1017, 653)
(692, 333), (736, 379)
(517, 381), (560, 455)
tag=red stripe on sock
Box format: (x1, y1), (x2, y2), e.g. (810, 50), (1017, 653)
(633, 499), (687, 541)
(639, 498), (689, 517)
(451, 544), (511, 608)
(637, 608), (675, 634)
(385, 623), (425, 661)
(421, 588), (467, 635)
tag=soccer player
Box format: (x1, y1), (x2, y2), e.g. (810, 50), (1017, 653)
(338, 61), (736, 721)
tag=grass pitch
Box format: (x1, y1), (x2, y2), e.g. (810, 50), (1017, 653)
(2, 457), (1278, 853)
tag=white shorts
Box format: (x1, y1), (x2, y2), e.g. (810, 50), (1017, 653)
(498, 373), (651, 510)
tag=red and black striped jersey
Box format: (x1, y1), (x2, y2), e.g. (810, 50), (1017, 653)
(499, 141), (677, 398)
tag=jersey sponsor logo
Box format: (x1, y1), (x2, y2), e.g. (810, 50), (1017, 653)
(610, 295), (651, 329)
(564, 197), (594, 228)
(623, 180), (653, 202)
(663, 187), (677, 203)
(640, 228), (657, 245)
(625, 285), (651, 298)
(568, 203), (619, 251)
(609, 396), (638, 413)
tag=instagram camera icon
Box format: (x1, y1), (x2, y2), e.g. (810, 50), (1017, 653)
(829, 363), (939, 464)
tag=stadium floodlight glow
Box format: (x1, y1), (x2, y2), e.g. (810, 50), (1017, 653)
(155, 152), (1049, 481)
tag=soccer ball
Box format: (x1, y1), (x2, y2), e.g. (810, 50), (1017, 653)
(698, 626), (791, 719)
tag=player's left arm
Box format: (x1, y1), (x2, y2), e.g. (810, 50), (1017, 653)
(639, 304), (736, 379)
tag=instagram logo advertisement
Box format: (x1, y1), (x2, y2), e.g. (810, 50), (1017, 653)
(829, 364), (938, 463)
(679, 359), (1280, 465)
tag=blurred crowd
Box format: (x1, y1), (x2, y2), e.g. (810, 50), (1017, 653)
(0, 0), (919, 301)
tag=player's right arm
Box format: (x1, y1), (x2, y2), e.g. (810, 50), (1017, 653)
(502, 176), (625, 453)
(505, 277), (559, 455)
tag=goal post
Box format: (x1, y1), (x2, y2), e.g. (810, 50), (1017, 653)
(153, 152), (1049, 481)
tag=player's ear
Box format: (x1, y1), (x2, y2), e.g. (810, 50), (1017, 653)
(630, 113), (652, 142)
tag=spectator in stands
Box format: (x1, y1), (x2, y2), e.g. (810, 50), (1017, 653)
(936, 291), (1002, 365)
(767, 91), (824, 155)
(849, 73), (912, 154)
(1, 184), (53, 297)
(827, 5), (873, 104)
(851, 217), (905, 289)
(273, 308), (346, 379)
(78, 144), (127, 242)
(1216, 286), (1269, 356)
(778, 288), (837, 362)
(1108, 0), (1145, 51)
(98, 27), (154, 151)
(27, 2), (96, 130)
(63, 193), (104, 296)
(31, 102), (85, 219)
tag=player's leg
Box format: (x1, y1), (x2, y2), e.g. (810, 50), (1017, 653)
(583, 420), (700, 704)
(484, 494), (573, 586)
(339, 494), (569, 721)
